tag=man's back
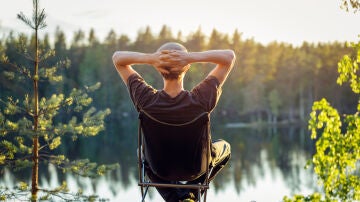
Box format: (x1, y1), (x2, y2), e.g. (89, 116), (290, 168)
(127, 74), (221, 123)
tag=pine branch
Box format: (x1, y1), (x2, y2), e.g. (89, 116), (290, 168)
(39, 49), (55, 62)
(0, 98), (32, 116)
(38, 186), (102, 202)
(0, 155), (32, 169)
(38, 144), (49, 151)
(0, 188), (30, 202)
(1, 61), (32, 79)
(0, 129), (22, 136)
(38, 154), (55, 160)
(53, 158), (119, 179)
(32, 0), (47, 30)
(36, 9), (47, 30)
(38, 98), (72, 117)
(17, 12), (35, 30)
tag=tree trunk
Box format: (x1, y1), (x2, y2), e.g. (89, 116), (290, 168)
(31, 136), (39, 201)
(299, 85), (305, 121)
(31, 3), (40, 200)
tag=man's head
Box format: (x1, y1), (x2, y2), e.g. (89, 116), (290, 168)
(157, 42), (189, 80)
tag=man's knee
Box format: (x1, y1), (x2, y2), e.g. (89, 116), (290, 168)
(212, 139), (231, 156)
(211, 139), (231, 166)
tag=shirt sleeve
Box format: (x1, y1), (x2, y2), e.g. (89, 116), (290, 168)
(127, 74), (157, 111)
(191, 76), (222, 112)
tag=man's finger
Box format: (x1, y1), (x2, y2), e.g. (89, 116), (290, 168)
(160, 61), (172, 66)
(161, 50), (171, 54)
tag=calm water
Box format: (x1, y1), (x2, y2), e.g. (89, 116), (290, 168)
(1, 123), (320, 202)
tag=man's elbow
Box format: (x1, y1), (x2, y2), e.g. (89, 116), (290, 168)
(112, 51), (125, 69)
(225, 50), (236, 67)
(112, 52), (119, 65)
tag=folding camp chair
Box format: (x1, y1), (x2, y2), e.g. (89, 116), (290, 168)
(137, 110), (212, 202)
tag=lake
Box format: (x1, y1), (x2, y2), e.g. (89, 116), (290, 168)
(0, 123), (320, 202)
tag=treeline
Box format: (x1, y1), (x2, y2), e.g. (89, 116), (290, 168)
(0, 25), (357, 127)
(1, 25), (357, 191)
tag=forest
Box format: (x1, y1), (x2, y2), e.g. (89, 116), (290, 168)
(0, 0), (359, 200)
(1, 25), (357, 169)
(1, 25), (357, 126)
(1, 24), (358, 164)
(1, 19), (359, 201)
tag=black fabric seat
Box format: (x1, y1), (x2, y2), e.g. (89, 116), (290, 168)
(137, 110), (212, 202)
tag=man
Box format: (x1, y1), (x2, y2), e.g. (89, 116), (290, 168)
(112, 42), (235, 202)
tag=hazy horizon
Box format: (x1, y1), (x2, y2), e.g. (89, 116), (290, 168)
(0, 0), (359, 46)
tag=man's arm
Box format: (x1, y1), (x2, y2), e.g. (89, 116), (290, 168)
(190, 50), (235, 86)
(112, 51), (170, 84)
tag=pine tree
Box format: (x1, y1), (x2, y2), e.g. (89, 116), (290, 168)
(0, 1), (117, 201)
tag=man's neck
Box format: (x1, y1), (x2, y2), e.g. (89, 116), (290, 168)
(163, 79), (184, 98)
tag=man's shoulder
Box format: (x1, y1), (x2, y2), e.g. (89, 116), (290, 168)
(127, 73), (158, 111)
(127, 73), (142, 85)
(204, 75), (220, 86)
(191, 75), (221, 93)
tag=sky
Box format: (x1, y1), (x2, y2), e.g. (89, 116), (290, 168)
(0, 0), (359, 46)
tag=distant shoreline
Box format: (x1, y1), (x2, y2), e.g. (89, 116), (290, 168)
(225, 120), (306, 128)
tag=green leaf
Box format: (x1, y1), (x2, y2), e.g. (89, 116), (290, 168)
(0, 155), (6, 165)
(49, 136), (61, 150)
(18, 182), (28, 191)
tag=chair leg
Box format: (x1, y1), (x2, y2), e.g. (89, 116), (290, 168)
(140, 159), (147, 202)
(140, 186), (144, 200)
(141, 186), (149, 202)
(203, 189), (207, 202)
(197, 187), (201, 202)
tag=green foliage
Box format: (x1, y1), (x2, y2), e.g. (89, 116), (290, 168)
(1, 20), (355, 125)
(0, 181), (103, 201)
(17, 0), (47, 30)
(1, 1), (360, 200)
(283, 40), (360, 202)
(268, 89), (282, 118)
(283, 192), (325, 202)
(309, 98), (360, 201)
(341, 0), (360, 12)
(0, 0), (117, 201)
(59, 159), (119, 178)
(337, 41), (360, 93)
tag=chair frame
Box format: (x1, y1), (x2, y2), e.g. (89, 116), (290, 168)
(137, 110), (212, 202)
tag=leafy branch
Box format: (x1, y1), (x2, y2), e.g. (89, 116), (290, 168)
(341, 0), (360, 12)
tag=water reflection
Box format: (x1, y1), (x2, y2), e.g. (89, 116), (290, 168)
(210, 124), (318, 200)
(0, 121), (319, 201)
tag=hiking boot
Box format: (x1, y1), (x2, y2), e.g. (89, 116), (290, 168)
(181, 199), (195, 202)
(180, 192), (196, 202)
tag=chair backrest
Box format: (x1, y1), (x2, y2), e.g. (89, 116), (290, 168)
(139, 110), (211, 181)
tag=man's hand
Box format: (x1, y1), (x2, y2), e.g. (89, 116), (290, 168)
(150, 51), (171, 75)
(154, 50), (190, 74)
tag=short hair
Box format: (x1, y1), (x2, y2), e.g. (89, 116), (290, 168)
(157, 42), (188, 80)
(157, 42), (188, 52)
